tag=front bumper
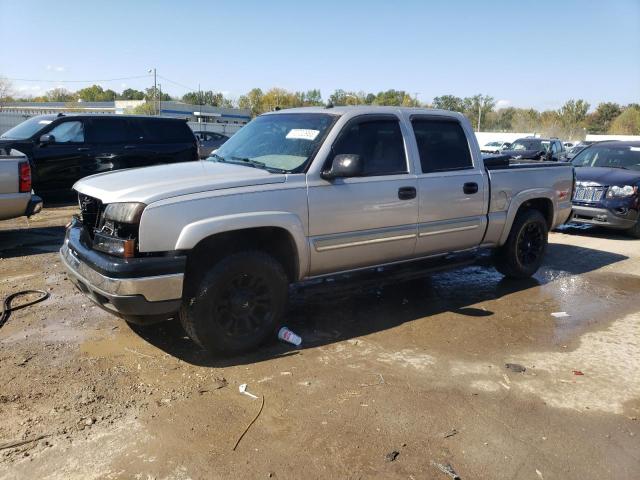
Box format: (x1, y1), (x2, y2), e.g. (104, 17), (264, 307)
(570, 204), (639, 230)
(60, 218), (186, 321)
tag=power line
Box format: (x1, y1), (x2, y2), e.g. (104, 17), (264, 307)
(157, 75), (197, 92)
(4, 74), (151, 83)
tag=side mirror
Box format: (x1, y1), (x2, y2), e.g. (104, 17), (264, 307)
(321, 154), (363, 180)
(39, 134), (55, 144)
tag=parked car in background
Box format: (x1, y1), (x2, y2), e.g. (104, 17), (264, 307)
(61, 106), (573, 355)
(480, 140), (511, 154)
(569, 141), (640, 237)
(0, 114), (198, 195)
(501, 137), (567, 161)
(193, 131), (229, 158)
(0, 151), (42, 221)
(563, 141), (575, 149)
(566, 141), (596, 160)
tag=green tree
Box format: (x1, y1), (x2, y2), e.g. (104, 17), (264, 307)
(558, 99), (590, 139)
(45, 88), (76, 102)
(119, 88), (145, 100)
(131, 102), (156, 115)
(585, 102), (622, 134)
(145, 87), (171, 102)
(464, 94), (495, 130)
(328, 89), (349, 105)
(510, 108), (540, 132)
(432, 95), (466, 112)
(261, 88), (303, 111)
(539, 110), (563, 137)
(491, 107), (516, 131)
(302, 89), (323, 106)
(76, 84), (117, 101)
(373, 89), (406, 106)
(238, 88), (264, 116)
(609, 106), (640, 135)
(181, 90), (229, 106)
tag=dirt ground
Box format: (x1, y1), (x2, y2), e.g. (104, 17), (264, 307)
(1, 204), (639, 480)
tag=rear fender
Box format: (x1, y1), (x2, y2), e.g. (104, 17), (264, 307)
(498, 189), (556, 245)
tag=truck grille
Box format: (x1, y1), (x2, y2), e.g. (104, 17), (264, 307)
(573, 185), (606, 203)
(78, 193), (103, 236)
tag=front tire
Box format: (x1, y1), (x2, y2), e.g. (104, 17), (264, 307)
(179, 251), (289, 355)
(494, 209), (548, 278)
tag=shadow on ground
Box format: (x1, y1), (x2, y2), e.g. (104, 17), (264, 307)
(0, 226), (66, 259)
(130, 242), (629, 368)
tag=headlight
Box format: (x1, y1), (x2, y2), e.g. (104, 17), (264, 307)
(103, 202), (146, 223)
(607, 185), (637, 198)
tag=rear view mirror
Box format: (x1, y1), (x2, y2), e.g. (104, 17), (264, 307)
(321, 154), (363, 180)
(39, 134), (55, 144)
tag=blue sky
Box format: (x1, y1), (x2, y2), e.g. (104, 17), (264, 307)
(1, 0), (638, 110)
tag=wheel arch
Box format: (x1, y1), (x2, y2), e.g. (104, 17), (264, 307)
(177, 212), (308, 295)
(498, 190), (555, 245)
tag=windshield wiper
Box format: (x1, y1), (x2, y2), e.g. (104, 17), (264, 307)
(229, 156), (287, 173)
(210, 152), (226, 162)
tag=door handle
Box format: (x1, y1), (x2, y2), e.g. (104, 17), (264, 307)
(463, 182), (479, 194)
(398, 186), (417, 200)
(123, 145), (136, 150)
(77, 147), (90, 152)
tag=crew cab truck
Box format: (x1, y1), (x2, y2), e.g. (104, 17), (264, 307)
(60, 107), (574, 354)
(0, 151), (43, 221)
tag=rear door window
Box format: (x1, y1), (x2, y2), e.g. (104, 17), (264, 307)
(87, 118), (130, 144)
(134, 119), (195, 144)
(411, 119), (473, 173)
(332, 119), (407, 176)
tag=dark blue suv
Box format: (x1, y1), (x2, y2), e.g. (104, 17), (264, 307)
(569, 141), (640, 237)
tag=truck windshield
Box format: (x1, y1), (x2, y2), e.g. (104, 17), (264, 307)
(209, 113), (336, 173)
(0, 116), (54, 140)
(572, 145), (640, 171)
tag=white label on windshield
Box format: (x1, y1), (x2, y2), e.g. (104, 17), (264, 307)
(286, 129), (319, 141)
(38, 120), (53, 125)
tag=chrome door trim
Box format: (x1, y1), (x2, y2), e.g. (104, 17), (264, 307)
(417, 217), (482, 238)
(419, 224), (479, 237)
(313, 225), (417, 252)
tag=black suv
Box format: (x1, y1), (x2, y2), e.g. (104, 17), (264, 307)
(0, 114), (198, 194)
(501, 137), (567, 161)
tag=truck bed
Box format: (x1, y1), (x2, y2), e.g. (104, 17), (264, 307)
(483, 154), (570, 170)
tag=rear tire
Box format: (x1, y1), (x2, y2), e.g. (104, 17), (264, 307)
(179, 251), (288, 355)
(494, 209), (548, 278)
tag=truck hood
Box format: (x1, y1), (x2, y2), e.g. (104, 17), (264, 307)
(74, 161), (287, 204)
(575, 166), (640, 186)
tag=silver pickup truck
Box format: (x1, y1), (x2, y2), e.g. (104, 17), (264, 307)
(60, 107), (573, 354)
(0, 152), (43, 221)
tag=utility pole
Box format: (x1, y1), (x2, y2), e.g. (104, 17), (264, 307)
(148, 68), (157, 115)
(477, 97), (484, 131)
(158, 83), (162, 116)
